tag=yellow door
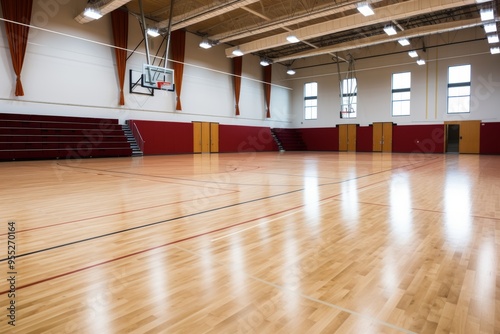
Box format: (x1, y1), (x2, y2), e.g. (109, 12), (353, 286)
(339, 125), (348, 151)
(193, 122), (202, 153)
(373, 122), (383, 152)
(459, 120), (480, 154)
(210, 122), (219, 153)
(382, 122), (393, 152)
(347, 124), (357, 151)
(201, 122), (210, 153)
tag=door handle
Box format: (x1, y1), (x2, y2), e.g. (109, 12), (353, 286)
(460, 136), (462, 140)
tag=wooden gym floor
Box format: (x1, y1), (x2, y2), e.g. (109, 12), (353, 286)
(0, 152), (498, 333)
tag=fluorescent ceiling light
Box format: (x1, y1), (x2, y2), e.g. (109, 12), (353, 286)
(487, 34), (499, 43)
(398, 38), (410, 46)
(476, 0), (492, 3)
(199, 38), (212, 49)
(286, 35), (300, 43)
(384, 25), (397, 36)
(484, 23), (497, 33)
(408, 50), (418, 58)
(480, 8), (494, 21)
(287, 68), (296, 75)
(491, 46), (500, 54)
(357, 2), (374, 16)
(146, 28), (160, 37)
(83, 7), (102, 20)
(232, 48), (244, 56)
(260, 58), (271, 66)
(417, 59), (426, 65)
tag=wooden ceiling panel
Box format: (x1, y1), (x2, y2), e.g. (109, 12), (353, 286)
(117, 0), (495, 64)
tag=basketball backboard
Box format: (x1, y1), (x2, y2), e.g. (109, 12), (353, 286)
(142, 64), (175, 91)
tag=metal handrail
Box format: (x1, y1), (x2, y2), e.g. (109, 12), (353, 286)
(131, 121), (145, 152)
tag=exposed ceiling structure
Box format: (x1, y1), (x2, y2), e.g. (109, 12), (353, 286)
(77, 0), (500, 65)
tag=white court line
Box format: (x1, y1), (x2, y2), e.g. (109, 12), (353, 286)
(210, 209), (303, 242)
(176, 245), (416, 334)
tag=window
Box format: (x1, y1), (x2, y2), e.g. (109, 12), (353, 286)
(340, 78), (357, 118)
(304, 82), (318, 120)
(392, 72), (411, 116)
(447, 64), (471, 113)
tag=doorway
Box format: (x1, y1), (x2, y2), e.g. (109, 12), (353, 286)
(444, 120), (480, 154)
(446, 124), (460, 153)
(372, 122), (393, 152)
(338, 124), (357, 151)
(193, 122), (219, 153)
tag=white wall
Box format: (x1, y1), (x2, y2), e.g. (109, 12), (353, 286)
(0, 0), (292, 128)
(289, 29), (500, 128)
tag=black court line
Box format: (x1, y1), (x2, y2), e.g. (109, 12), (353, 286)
(0, 156), (442, 263)
(56, 154), (441, 187)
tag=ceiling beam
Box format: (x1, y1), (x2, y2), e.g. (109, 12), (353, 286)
(272, 18), (485, 63)
(75, 0), (133, 24)
(225, 0), (477, 57)
(213, 0), (384, 43)
(158, 0), (260, 30)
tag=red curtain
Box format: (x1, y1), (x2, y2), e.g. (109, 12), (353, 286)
(171, 30), (185, 111)
(111, 9), (128, 106)
(263, 64), (272, 118)
(1, 0), (33, 96)
(233, 57), (242, 116)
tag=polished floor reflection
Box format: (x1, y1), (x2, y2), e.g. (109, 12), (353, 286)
(0, 152), (498, 333)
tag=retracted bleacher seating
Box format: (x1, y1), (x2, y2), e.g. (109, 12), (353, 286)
(272, 128), (307, 151)
(0, 113), (132, 161)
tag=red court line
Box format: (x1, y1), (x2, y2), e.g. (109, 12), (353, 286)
(0, 156), (443, 294)
(0, 204), (307, 295)
(0, 189), (238, 236)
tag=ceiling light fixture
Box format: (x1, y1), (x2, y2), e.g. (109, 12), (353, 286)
(487, 34), (499, 43)
(484, 23), (497, 33)
(260, 58), (271, 66)
(286, 34), (300, 43)
(287, 68), (296, 75)
(480, 8), (494, 21)
(417, 59), (426, 65)
(476, 0), (492, 3)
(491, 46), (500, 54)
(232, 48), (244, 56)
(357, 2), (374, 16)
(83, 7), (102, 20)
(384, 25), (397, 36)
(408, 50), (418, 58)
(199, 38), (212, 49)
(146, 28), (160, 37)
(398, 38), (410, 46)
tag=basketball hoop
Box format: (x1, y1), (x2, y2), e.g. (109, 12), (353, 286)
(157, 81), (172, 90)
(340, 111), (351, 119)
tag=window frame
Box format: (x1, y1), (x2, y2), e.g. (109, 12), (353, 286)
(304, 82), (318, 120)
(447, 64), (471, 114)
(391, 72), (411, 117)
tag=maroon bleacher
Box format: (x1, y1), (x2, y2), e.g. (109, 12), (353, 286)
(272, 128), (307, 151)
(0, 113), (132, 161)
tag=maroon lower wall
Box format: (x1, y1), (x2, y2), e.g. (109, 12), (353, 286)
(480, 122), (500, 154)
(392, 124), (445, 153)
(219, 125), (278, 152)
(129, 121), (495, 155)
(299, 128), (339, 151)
(356, 126), (373, 152)
(131, 120), (193, 155)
